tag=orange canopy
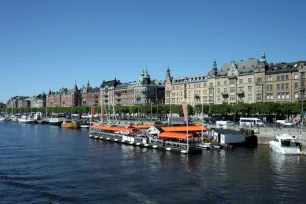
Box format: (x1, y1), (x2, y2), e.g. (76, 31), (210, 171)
(91, 126), (131, 132)
(133, 124), (164, 129)
(158, 132), (193, 139)
(161, 125), (207, 132)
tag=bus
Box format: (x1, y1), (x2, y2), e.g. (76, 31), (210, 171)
(239, 118), (264, 127)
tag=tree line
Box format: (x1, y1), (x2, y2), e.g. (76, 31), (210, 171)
(0, 102), (303, 119)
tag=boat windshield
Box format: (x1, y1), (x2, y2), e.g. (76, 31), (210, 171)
(281, 139), (296, 147)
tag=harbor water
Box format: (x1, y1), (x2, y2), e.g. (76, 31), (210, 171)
(0, 122), (306, 203)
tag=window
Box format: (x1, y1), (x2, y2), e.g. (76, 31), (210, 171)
(248, 78), (252, 83)
(239, 79), (243, 84)
(281, 84), (284, 91)
(224, 81), (227, 85)
(295, 74), (298, 79)
(230, 95), (235, 101)
(281, 93), (285, 99)
(281, 75), (284, 80)
(209, 82), (213, 87)
(286, 83), (289, 91)
(248, 86), (252, 92)
(224, 88), (227, 93)
(267, 76), (272, 81)
(204, 83), (207, 87)
(277, 76), (280, 81)
(203, 89), (207, 95)
(256, 93), (262, 101)
(277, 93), (281, 99)
(277, 84), (280, 91)
(230, 80), (235, 85)
(257, 77), (262, 82)
(217, 96), (220, 101)
(217, 88), (220, 94)
(209, 90), (213, 95)
(286, 92), (290, 99)
(256, 86), (262, 92)
(295, 82), (298, 89)
(203, 96), (207, 102)
(286, 75), (289, 80)
(302, 73), (305, 79)
(295, 92), (299, 99)
(230, 87), (235, 92)
(217, 81), (220, 86)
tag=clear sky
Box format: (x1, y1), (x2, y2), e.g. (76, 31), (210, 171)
(0, 0), (305, 102)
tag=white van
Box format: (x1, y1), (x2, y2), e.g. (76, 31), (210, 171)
(239, 118), (264, 127)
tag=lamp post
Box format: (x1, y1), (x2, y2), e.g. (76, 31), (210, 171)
(201, 101), (204, 144)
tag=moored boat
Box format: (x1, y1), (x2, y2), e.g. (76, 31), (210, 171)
(269, 134), (301, 155)
(18, 115), (36, 124)
(48, 114), (66, 125)
(61, 120), (78, 129)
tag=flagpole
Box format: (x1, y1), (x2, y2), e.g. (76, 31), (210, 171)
(186, 104), (189, 153)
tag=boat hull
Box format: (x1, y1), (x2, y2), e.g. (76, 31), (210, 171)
(269, 141), (301, 155)
(61, 122), (77, 129)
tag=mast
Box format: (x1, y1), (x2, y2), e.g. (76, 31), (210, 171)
(201, 102), (204, 144)
(186, 105), (189, 153)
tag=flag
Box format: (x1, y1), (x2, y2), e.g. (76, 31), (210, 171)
(182, 103), (188, 122)
(91, 106), (95, 117)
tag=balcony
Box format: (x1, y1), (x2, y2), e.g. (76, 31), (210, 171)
(103, 94), (108, 97)
(116, 98), (121, 101)
(221, 92), (229, 96)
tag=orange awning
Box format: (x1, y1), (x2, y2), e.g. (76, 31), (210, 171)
(158, 132), (193, 139)
(161, 125), (207, 132)
(133, 124), (164, 129)
(91, 126), (131, 132)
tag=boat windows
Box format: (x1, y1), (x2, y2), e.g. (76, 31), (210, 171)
(281, 140), (292, 147)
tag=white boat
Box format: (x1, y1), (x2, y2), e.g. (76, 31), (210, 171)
(269, 134), (301, 155)
(18, 115), (37, 124)
(0, 116), (10, 122)
(48, 114), (66, 125)
(10, 115), (19, 122)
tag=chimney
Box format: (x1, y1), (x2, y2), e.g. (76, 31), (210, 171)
(248, 58), (254, 60)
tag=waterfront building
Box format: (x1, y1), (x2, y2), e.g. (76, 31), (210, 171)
(114, 82), (135, 106)
(81, 81), (101, 106)
(46, 83), (81, 107)
(166, 51), (306, 106)
(7, 96), (30, 108)
(30, 93), (46, 108)
(100, 78), (120, 108)
(103, 69), (165, 106)
(133, 69), (165, 105)
(0, 102), (6, 108)
(261, 61), (306, 103)
(165, 67), (208, 106)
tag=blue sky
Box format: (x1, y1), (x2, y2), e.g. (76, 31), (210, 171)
(0, 0), (305, 102)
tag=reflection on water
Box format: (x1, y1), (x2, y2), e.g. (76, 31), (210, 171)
(1, 122), (306, 203)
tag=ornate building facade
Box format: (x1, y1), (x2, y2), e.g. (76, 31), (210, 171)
(81, 81), (101, 106)
(46, 83), (81, 107)
(166, 51), (306, 106)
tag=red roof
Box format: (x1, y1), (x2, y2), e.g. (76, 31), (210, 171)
(161, 125), (207, 132)
(158, 132), (193, 139)
(91, 126), (131, 132)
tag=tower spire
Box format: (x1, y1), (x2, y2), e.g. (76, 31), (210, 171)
(212, 58), (217, 70)
(260, 48), (267, 63)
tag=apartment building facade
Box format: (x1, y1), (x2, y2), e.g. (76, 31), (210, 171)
(165, 51), (306, 106)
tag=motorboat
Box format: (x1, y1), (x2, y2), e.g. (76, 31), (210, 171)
(10, 115), (19, 122)
(269, 134), (301, 155)
(61, 120), (78, 129)
(18, 115), (37, 124)
(48, 114), (66, 125)
(0, 116), (10, 122)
